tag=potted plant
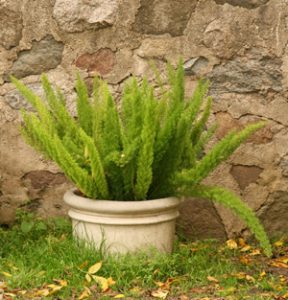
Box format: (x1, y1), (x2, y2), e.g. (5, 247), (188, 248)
(11, 62), (272, 256)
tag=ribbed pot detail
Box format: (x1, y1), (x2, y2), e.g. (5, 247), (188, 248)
(64, 189), (181, 254)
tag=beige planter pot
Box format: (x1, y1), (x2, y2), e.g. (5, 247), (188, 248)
(64, 189), (181, 254)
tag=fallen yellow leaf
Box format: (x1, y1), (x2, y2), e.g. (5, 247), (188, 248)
(1, 272), (12, 278)
(232, 272), (255, 283)
(278, 257), (288, 264)
(114, 294), (125, 298)
(129, 286), (144, 296)
(85, 273), (92, 283)
(225, 287), (237, 293)
(93, 275), (108, 292)
(233, 272), (246, 279)
(78, 287), (91, 300)
(151, 289), (169, 299)
(240, 245), (251, 252)
(207, 276), (219, 283)
(274, 240), (284, 247)
(239, 255), (251, 265)
(226, 239), (238, 250)
(88, 261), (102, 274)
(92, 275), (115, 292)
(79, 261), (89, 269)
(54, 279), (68, 287)
(155, 277), (177, 290)
(60, 233), (67, 241)
(18, 290), (27, 296)
(270, 261), (288, 269)
(155, 281), (165, 288)
(249, 249), (261, 256)
(260, 271), (266, 278)
(107, 277), (116, 286)
(238, 238), (247, 247)
(47, 284), (61, 289)
(47, 284), (62, 295)
(4, 292), (17, 297)
(34, 288), (50, 297)
(245, 275), (255, 283)
(190, 247), (199, 252)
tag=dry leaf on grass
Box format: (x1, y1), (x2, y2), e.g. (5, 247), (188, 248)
(114, 294), (125, 298)
(270, 260), (288, 269)
(88, 262), (102, 275)
(226, 239), (238, 250)
(240, 245), (252, 252)
(155, 277), (177, 290)
(249, 249), (261, 256)
(274, 240), (284, 248)
(207, 276), (219, 283)
(1, 272), (12, 278)
(78, 287), (91, 300)
(92, 275), (115, 292)
(151, 289), (169, 299)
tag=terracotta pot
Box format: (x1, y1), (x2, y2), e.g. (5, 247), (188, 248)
(64, 189), (181, 254)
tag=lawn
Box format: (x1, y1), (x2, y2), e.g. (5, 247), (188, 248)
(0, 211), (287, 300)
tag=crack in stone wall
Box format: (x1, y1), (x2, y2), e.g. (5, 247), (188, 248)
(213, 0), (270, 9)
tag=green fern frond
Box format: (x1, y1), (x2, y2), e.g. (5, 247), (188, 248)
(102, 83), (122, 156)
(135, 88), (157, 199)
(77, 128), (109, 199)
(190, 96), (212, 145)
(22, 111), (95, 197)
(41, 75), (73, 137)
(176, 122), (266, 187)
(193, 123), (217, 159)
(11, 76), (55, 134)
(178, 184), (272, 257)
(185, 79), (210, 126)
(76, 75), (93, 136)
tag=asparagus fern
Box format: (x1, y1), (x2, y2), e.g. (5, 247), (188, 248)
(11, 62), (272, 256)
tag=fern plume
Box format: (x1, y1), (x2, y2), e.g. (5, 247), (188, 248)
(12, 60), (271, 255)
(179, 184), (272, 257)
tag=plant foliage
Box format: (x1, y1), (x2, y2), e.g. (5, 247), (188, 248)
(11, 61), (272, 256)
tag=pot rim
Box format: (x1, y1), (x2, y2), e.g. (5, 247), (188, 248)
(64, 189), (181, 215)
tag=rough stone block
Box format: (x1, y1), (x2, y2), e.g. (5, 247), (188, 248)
(230, 165), (263, 190)
(133, 0), (196, 36)
(177, 198), (227, 241)
(260, 191), (288, 236)
(53, 0), (119, 32)
(6, 35), (64, 79)
(209, 49), (283, 94)
(75, 48), (115, 75)
(0, 1), (23, 49)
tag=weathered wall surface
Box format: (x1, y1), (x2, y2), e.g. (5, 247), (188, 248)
(0, 0), (288, 240)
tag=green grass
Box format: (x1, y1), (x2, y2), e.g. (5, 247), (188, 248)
(0, 211), (287, 299)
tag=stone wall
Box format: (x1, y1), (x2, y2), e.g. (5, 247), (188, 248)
(0, 0), (288, 240)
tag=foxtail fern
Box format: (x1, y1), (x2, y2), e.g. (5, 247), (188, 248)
(11, 62), (272, 256)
